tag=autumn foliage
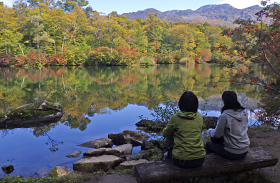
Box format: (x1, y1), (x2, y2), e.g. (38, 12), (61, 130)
(224, 1), (280, 95)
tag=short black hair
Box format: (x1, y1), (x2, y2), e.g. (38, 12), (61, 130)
(178, 91), (198, 112)
(221, 91), (245, 113)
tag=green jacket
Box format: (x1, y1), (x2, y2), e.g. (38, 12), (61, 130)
(162, 111), (205, 160)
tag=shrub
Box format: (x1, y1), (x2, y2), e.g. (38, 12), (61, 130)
(45, 53), (67, 66)
(157, 51), (176, 64)
(0, 53), (15, 66)
(15, 50), (47, 67)
(85, 46), (117, 66)
(139, 56), (156, 66)
(115, 45), (139, 65)
(179, 56), (195, 65)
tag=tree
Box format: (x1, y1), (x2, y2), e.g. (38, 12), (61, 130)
(224, 1), (280, 97)
(104, 13), (122, 53)
(88, 11), (106, 47)
(0, 4), (23, 56)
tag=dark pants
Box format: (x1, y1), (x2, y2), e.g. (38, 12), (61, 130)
(164, 137), (204, 169)
(172, 157), (205, 169)
(205, 141), (247, 160)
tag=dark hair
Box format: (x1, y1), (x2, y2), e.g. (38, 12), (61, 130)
(221, 91), (245, 113)
(178, 91), (198, 113)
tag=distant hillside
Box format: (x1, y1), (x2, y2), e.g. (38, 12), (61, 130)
(122, 4), (268, 27)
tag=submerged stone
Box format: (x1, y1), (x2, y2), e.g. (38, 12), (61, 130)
(49, 166), (71, 177)
(66, 151), (82, 158)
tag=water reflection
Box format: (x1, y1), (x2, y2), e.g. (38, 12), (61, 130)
(0, 64), (268, 177)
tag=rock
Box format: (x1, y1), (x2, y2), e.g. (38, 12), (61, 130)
(77, 138), (113, 148)
(117, 159), (149, 170)
(121, 154), (143, 161)
(66, 151), (82, 158)
(49, 166), (71, 177)
(108, 130), (150, 146)
(123, 130), (150, 146)
(53, 103), (63, 112)
(1, 165), (14, 174)
(135, 120), (167, 132)
(73, 155), (123, 172)
(84, 148), (120, 157)
(108, 133), (126, 145)
(113, 144), (133, 155)
(0, 101), (63, 129)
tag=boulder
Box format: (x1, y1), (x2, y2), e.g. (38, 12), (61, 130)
(108, 133), (126, 145)
(0, 101), (63, 129)
(49, 166), (71, 177)
(77, 138), (113, 148)
(1, 165), (14, 174)
(84, 148), (120, 157)
(116, 159), (149, 170)
(66, 151), (82, 158)
(113, 144), (133, 155)
(73, 155), (123, 172)
(108, 130), (150, 146)
(135, 120), (167, 132)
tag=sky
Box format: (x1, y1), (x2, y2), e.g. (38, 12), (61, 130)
(2, 0), (280, 14)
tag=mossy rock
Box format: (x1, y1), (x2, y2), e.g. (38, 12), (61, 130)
(0, 101), (63, 129)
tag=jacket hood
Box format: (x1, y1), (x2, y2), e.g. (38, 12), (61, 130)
(223, 109), (245, 121)
(177, 111), (198, 119)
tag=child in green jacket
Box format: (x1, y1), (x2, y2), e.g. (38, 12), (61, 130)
(162, 91), (205, 169)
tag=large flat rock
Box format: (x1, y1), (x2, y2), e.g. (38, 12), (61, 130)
(77, 138), (113, 148)
(113, 144), (133, 155)
(135, 147), (278, 183)
(73, 155), (123, 172)
(84, 148), (120, 157)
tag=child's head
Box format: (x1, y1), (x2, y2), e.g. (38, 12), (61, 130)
(178, 91), (198, 112)
(221, 91), (244, 113)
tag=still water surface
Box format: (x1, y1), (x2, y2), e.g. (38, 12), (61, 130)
(0, 64), (262, 177)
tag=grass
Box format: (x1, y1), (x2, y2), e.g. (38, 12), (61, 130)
(0, 167), (273, 183)
(0, 172), (92, 183)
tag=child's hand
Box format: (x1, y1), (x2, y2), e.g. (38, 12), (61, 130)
(206, 128), (214, 136)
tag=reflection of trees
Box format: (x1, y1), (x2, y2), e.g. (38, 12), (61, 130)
(33, 125), (64, 152)
(0, 64), (265, 133)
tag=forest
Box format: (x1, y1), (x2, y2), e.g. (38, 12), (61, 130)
(0, 0), (241, 67)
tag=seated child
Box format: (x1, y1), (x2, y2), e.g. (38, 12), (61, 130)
(205, 91), (250, 160)
(162, 91), (205, 168)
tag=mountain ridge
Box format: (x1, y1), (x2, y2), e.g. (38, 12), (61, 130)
(122, 4), (267, 27)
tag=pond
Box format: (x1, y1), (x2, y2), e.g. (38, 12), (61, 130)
(0, 63), (269, 177)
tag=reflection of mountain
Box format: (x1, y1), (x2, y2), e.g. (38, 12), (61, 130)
(199, 93), (259, 111)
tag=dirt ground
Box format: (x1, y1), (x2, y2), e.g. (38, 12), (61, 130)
(247, 127), (280, 182)
(85, 127), (280, 183)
